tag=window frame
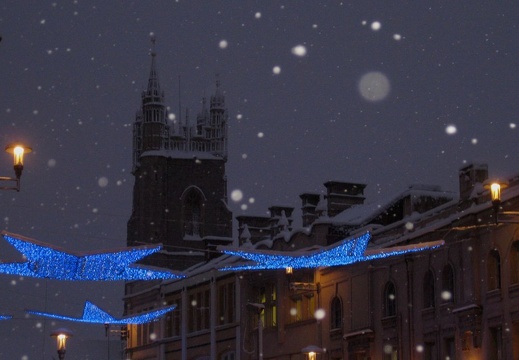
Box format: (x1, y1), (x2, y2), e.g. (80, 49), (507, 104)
(330, 296), (343, 331)
(383, 281), (397, 318)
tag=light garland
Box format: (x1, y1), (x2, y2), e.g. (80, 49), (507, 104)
(220, 232), (443, 271)
(27, 301), (176, 325)
(0, 232), (184, 281)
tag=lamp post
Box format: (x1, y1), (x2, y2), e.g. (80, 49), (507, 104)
(483, 180), (519, 224)
(0, 143), (32, 191)
(489, 182), (506, 219)
(50, 328), (73, 360)
(302, 345), (323, 360)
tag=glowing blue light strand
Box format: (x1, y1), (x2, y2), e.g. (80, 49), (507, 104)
(220, 232), (443, 271)
(0, 232), (185, 281)
(27, 301), (176, 325)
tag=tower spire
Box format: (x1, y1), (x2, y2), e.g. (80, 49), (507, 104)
(210, 73), (225, 109)
(134, 34), (168, 162)
(215, 73), (221, 90)
(146, 33), (161, 99)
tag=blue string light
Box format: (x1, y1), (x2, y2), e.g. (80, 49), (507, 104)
(220, 232), (443, 271)
(0, 232), (184, 281)
(27, 301), (176, 325)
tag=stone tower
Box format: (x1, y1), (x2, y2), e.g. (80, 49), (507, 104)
(127, 41), (233, 270)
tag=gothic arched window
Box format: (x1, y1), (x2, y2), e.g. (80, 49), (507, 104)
(383, 281), (396, 317)
(441, 264), (455, 303)
(182, 188), (205, 239)
(488, 249), (501, 291)
(330, 296), (342, 330)
(423, 270), (435, 309)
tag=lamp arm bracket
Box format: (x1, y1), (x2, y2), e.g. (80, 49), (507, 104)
(0, 177), (20, 191)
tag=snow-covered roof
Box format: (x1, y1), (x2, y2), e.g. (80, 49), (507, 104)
(126, 169), (519, 300)
(330, 184), (456, 226)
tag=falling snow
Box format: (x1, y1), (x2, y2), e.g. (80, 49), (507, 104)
(371, 21), (382, 31)
(358, 72), (391, 101)
(98, 176), (109, 187)
(445, 125), (457, 135)
(0, 1), (518, 358)
(231, 189), (243, 202)
(291, 45), (307, 57)
(219, 40), (228, 49)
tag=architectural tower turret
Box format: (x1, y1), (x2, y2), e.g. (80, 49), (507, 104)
(208, 76), (228, 159)
(127, 41), (233, 270)
(132, 36), (169, 171)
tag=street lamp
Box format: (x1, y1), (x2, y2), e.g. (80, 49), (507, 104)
(50, 328), (73, 360)
(483, 180), (519, 224)
(302, 345), (323, 360)
(488, 181), (507, 213)
(1, 142), (32, 191)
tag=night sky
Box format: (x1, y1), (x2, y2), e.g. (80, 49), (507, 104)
(1, 1), (519, 359)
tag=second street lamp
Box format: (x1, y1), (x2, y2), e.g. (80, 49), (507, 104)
(302, 345), (324, 360)
(50, 328), (73, 360)
(483, 180), (519, 224)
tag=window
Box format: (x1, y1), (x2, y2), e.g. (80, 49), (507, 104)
(383, 281), (396, 317)
(288, 292), (315, 324)
(444, 337), (455, 360)
(188, 294), (196, 332)
(442, 264), (455, 303)
(424, 342), (436, 360)
(218, 282), (235, 325)
(194, 356), (210, 360)
(462, 331), (473, 351)
(259, 283), (277, 327)
(489, 326), (503, 359)
(188, 289), (210, 333)
(290, 295), (303, 322)
(512, 322), (519, 359)
(488, 249), (501, 291)
(510, 241), (519, 284)
(165, 298), (181, 337)
(423, 270), (435, 309)
(330, 296), (342, 330)
(383, 343), (398, 360)
(135, 307), (156, 346)
(183, 188), (204, 238)
(221, 351), (235, 360)
(351, 352), (369, 360)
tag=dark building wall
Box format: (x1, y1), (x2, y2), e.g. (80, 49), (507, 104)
(127, 155), (232, 254)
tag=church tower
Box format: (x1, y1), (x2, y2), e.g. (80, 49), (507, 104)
(127, 41), (233, 270)
(132, 37), (169, 168)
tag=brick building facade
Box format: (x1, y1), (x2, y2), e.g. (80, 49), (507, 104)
(124, 46), (519, 360)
